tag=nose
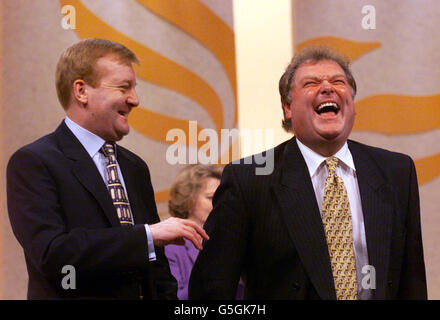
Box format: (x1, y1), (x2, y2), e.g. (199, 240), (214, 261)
(319, 80), (334, 95)
(127, 87), (139, 107)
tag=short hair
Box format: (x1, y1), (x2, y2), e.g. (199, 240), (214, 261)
(55, 38), (139, 109)
(279, 46), (357, 132)
(168, 164), (223, 219)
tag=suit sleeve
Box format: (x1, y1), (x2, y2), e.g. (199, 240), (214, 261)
(189, 164), (248, 299)
(397, 157), (427, 299)
(6, 148), (150, 283)
(138, 161), (177, 300)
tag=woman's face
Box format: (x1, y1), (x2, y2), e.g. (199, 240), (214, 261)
(189, 177), (220, 227)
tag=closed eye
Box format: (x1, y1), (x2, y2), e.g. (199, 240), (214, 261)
(304, 81), (318, 87)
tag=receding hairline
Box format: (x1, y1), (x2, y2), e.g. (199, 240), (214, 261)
(55, 38), (139, 109)
(91, 53), (138, 82)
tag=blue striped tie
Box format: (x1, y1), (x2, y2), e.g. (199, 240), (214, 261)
(101, 143), (134, 226)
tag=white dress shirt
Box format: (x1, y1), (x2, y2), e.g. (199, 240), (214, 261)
(64, 117), (156, 261)
(296, 138), (371, 299)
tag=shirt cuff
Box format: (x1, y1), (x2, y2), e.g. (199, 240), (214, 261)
(144, 224), (156, 261)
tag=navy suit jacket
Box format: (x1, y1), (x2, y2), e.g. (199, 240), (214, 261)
(189, 137), (427, 300)
(7, 121), (177, 299)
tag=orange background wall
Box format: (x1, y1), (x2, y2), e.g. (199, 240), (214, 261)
(1, 0), (438, 299)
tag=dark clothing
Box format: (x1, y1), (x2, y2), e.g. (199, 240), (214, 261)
(189, 137), (427, 300)
(7, 122), (176, 299)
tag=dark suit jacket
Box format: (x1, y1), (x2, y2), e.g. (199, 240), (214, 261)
(7, 121), (177, 299)
(189, 137), (427, 300)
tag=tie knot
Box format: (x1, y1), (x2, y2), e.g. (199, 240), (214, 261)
(101, 142), (115, 157)
(325, 156), (339, 175)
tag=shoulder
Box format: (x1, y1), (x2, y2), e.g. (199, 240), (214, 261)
(348, 139), (416, 186)
(8, 131), (59, 165)
(223, 138), (291, 178)
(348, 139), (413, 167)
(8, 120), (81, 165)
(214, 139), (293, 204)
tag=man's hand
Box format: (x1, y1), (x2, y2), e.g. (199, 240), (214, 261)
(149, 217), (209, 250)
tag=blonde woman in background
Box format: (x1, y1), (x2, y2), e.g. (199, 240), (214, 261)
(165, 164), (243, 299)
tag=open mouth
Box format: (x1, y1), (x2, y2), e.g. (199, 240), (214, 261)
(315, 102), (340, 115)
(118, 111), (128, 117)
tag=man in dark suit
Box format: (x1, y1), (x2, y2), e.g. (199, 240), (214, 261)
(189, 46), (427, 300)
(6, 38), (208, 299)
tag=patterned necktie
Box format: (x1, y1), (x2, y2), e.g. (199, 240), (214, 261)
(321, 157), (358, 300)
(101, 143), (134, 226)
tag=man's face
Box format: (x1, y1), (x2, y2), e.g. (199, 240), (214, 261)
(283, 59), (355, 154)
(83, 55), (139, 142)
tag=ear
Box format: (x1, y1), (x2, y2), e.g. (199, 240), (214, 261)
(72, 79), (88, 105)
(282, 103), (292, 119)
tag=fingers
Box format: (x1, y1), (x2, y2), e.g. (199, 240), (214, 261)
(171, 237), (185, 246)
(149, 217), (209, 250)
(181, 223), (204, 250)
(181, 219), (210, 241)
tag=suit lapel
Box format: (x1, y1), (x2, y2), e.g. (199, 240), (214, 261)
(272, 138), (336, 300)
(348, 141), (393, 299)
(56, 122), (120, 226)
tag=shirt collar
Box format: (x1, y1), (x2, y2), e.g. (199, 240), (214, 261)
(64, 116), (107, 158)
(296, 138), (356, 177)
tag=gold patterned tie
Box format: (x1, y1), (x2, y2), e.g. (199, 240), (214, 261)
(321, 157), (357, 300)
(101, 143), (134, 226)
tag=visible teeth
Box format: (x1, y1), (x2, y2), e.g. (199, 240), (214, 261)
(317, 102), (338, 111)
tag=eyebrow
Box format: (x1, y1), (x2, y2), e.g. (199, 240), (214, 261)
(118, 80), (137, 86)
(101, 80), (137, 89)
